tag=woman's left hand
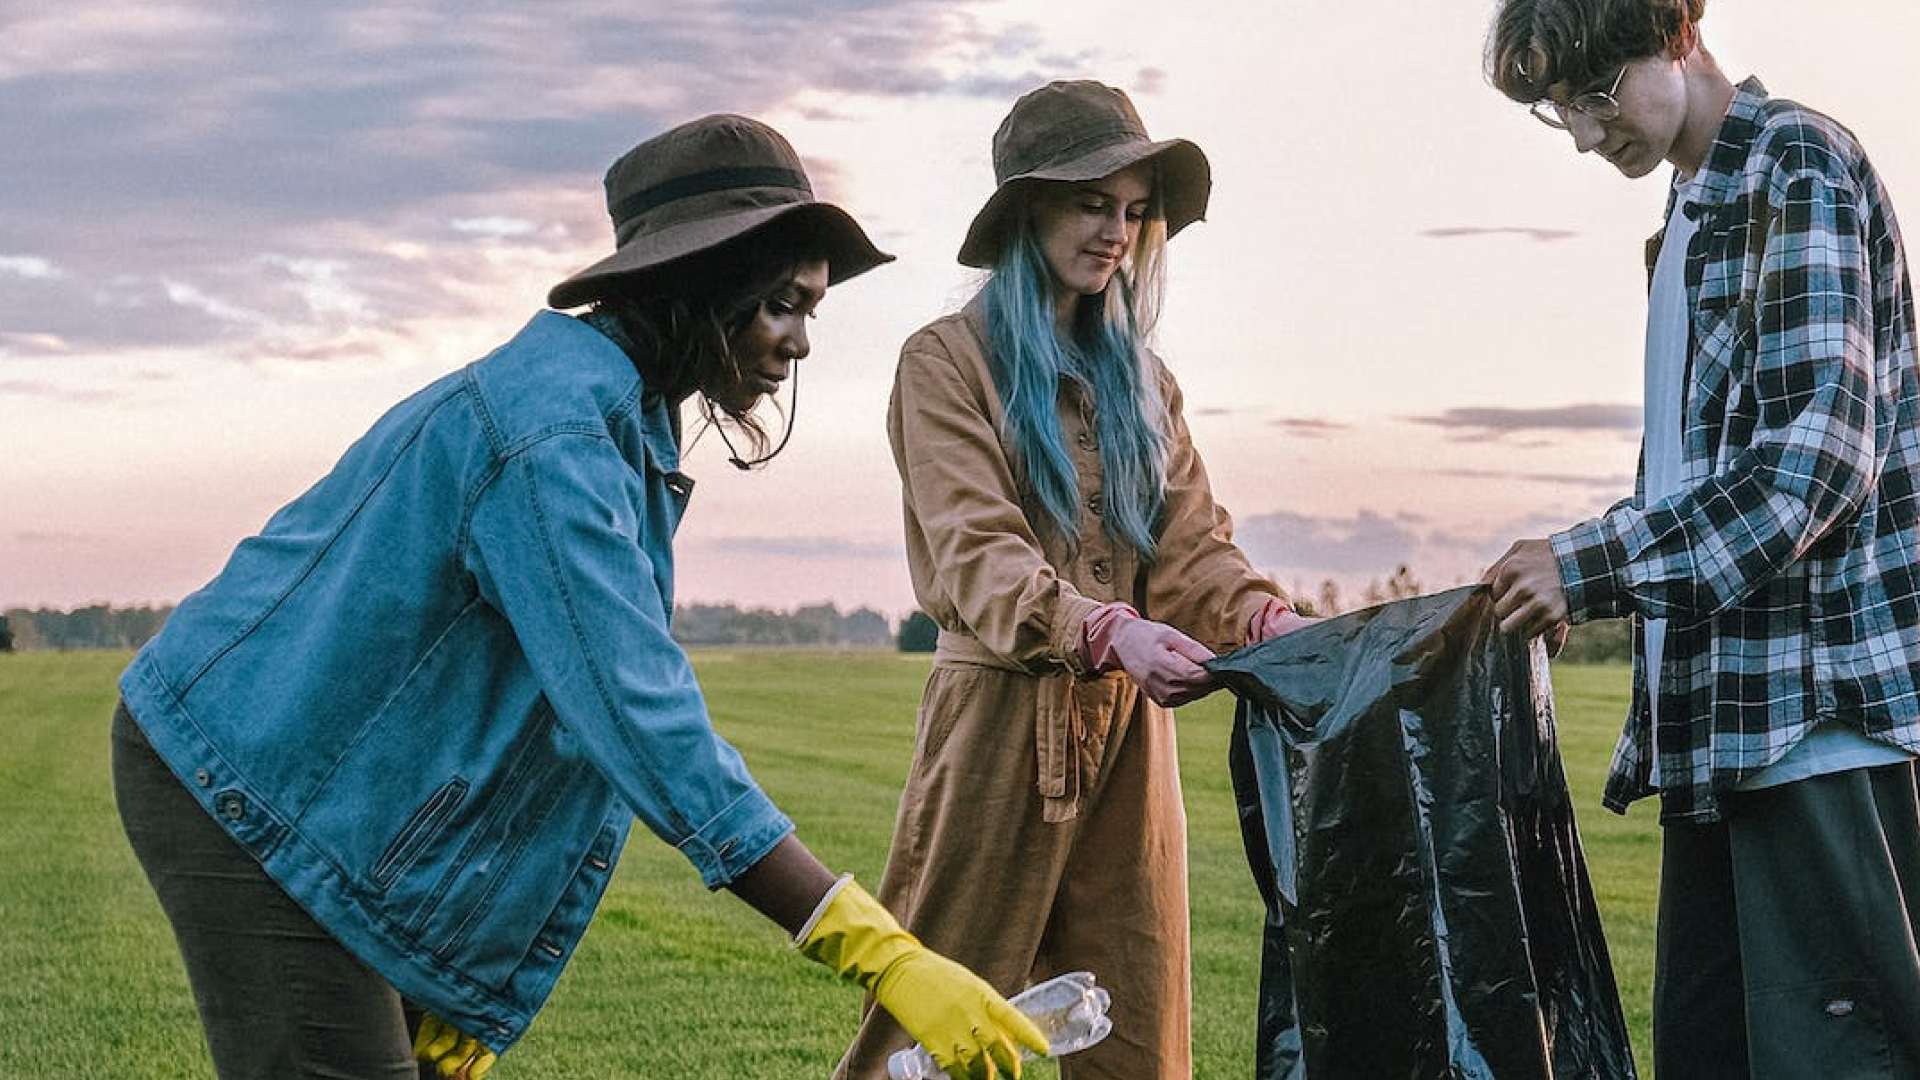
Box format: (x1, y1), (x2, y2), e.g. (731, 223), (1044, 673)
(1248, 597), (1319, 643)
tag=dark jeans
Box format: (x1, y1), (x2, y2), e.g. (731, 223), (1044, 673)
(1654, 762), (1920, 1080)
(113, 703), (432, 1080)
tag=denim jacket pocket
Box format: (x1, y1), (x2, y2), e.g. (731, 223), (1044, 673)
(372, 778), (469, 889)
(298, 603), (583, 971)
(422, 730), (590, 970)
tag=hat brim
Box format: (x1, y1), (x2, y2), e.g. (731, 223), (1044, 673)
(549, 201), (894, 309)
(958, 137), (1210, 269)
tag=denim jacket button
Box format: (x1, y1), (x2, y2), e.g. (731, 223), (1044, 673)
(216, 792), (246, 820)
(194, 768), (212, 787)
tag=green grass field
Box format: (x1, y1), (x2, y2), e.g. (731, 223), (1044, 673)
(0, 650), (1658, 1078)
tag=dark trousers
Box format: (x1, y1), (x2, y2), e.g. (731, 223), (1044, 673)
(112, 703), (431, 1080)
(1654, 762), (1920, 1080)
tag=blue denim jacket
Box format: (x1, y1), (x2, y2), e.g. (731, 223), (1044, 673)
(119, 311), (795, 1050)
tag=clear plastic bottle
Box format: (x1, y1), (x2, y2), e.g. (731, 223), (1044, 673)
(886, 970), (1115, 1080)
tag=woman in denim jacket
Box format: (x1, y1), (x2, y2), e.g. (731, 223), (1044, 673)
(112, 114), (1045, 1080)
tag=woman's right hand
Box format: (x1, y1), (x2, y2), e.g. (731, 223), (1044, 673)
(797, 878), (1047, 1079)
(1103, 616), (1217, 706)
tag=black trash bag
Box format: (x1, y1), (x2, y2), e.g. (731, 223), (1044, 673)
(1206, 585), (1636, 1080)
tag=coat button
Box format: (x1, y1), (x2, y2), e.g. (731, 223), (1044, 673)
(1091, 559), (1112, 584)
(1086, 492), (1103, 516)
(1076, 432), (1096, 451)
(1825, 999), (1856, 1017)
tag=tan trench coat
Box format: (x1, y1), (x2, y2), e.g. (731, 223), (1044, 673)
(836, 303), (1283, 1079)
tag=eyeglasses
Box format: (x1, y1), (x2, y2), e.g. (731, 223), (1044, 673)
(1529, 64), (1627, 129)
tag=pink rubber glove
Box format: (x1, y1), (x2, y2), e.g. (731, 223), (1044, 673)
(1247, 597), (1319, 643)
(1082, 603), (1217, 706)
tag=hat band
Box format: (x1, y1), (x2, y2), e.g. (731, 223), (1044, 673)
(611, 165), (809, 228)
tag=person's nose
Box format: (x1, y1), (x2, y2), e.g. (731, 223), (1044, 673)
(785, 319), (810, 362)
(1100, 208), (1129, 243)
(1567, 112), (1608, 154)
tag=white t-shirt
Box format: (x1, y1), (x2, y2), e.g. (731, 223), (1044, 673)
(1641, 178), (1698, 789)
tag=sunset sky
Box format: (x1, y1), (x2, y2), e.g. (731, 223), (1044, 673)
(5, 0), (1917, 618)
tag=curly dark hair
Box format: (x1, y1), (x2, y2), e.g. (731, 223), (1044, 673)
(1485, 0), (1702, 105)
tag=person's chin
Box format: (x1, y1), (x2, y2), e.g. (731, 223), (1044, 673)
(1072, 272), (1117, 296)
(712, 391), (759, 416)
(1604, 144), (1660, 179)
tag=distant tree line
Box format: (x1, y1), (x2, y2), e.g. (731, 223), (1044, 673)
(0, 571), (1636, 664)
(897, 611), (939, 652)
(0, 602), (902, 652)
(1295, 564), (1428, 618)
(2, 606), (173, 651)
(671, 602), (894, 648)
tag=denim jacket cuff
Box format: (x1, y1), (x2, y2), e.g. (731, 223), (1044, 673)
(672, 790), (795, 890)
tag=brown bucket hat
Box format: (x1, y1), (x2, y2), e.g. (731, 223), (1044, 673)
(958, 80), (1211, 269)
(549, 114), (893, 309)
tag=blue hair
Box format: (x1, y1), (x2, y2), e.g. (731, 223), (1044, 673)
(982, 226), (1171, 560)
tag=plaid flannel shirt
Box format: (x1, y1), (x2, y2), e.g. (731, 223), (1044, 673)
(1550, 78), (1920, 823)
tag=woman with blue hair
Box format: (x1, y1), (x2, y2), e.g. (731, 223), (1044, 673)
(836, 81), (1308, 1079)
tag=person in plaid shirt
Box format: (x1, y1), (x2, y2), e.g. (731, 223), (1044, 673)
(1478, 1), (1920, 1076)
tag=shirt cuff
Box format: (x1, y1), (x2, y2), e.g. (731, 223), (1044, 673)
(1053, 594), (1111, 677)
(671, 788), (796, 890)
(1551, 518), (1629, 623)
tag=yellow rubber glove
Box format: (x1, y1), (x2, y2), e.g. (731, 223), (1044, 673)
(413, 1013), (498, 1080)
(798, 877), (1048, 1079)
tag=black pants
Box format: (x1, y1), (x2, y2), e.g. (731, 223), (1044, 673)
(113, 703), (432, 1080)
(1654, 762), (1920, 1080)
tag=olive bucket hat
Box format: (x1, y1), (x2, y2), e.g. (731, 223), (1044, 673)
(958, 80), (1211, 269)
(549, 114), (893, 309)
